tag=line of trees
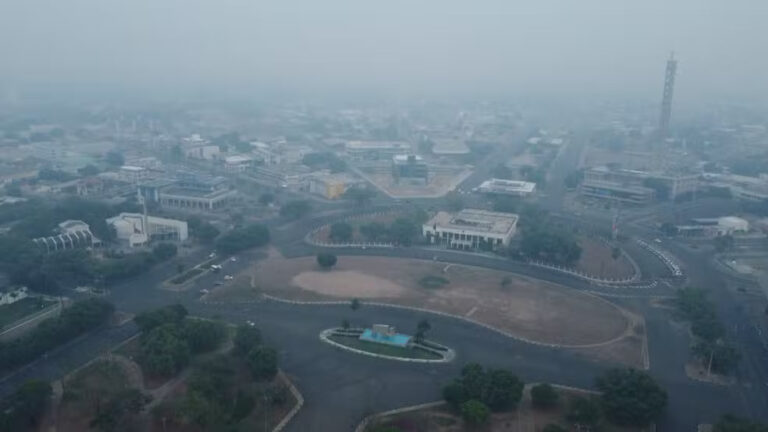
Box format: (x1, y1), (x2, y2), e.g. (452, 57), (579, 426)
(0, 379), (52, 432)
(0, 298), (115, 374)
(214, 223), (270, 254)
(134, 304), (228, 376)
(674, 287), (740, 375)
(439, 365), (666, 429)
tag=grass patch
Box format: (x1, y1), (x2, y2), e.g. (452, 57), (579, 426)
(0, 297), (55, 329)
(418, 275), (449, 289)
(329, 334), (441, 360)
(169, 267), (204, 285)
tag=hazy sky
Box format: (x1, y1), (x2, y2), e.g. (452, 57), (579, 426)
(1, 0), (766, 103)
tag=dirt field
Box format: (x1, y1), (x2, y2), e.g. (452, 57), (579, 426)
(245, 254), (632, 347)
(574, 237), (635, 279)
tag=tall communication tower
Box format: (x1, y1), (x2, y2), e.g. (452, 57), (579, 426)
(658, 52), (678, 138)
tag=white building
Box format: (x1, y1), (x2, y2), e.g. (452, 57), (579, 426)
(476, 178), (536, 197)
(107, 213), (188, 247)
(32, 220), (101, 253)
(345, 141), (411, 160)
(223, 155), (253, 173)
(423, 209), (518, 251)
(717, 216), (749, 235)
(0, 287), (29, 306)
(118, 165), (150, 183)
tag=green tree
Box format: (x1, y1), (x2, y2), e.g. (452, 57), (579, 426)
(77, 164), (101, 176)
(233, 325), (262, 356)
(151, 243), (177, 262)
(329, 222), (353, 242)
(280, 200), (312, 220)
(483, 369), (524, 411)
(596, 368), (667, 427)
(316, 252), (338, 269)
(194, 222), (220, 244)
(350, 298), (361, 311)
(139, 324), (190, 376)
(530, 383), (559, 409)
(134, 304), (188, 333)
(89, 389), (150, 432)
(341, 319), (350, 330)
(389, 218), (419, 246)
(460, 399), (490, 426)
(443, 381), (468, 410)
(246, 346), (278, 381)
(343, 187), (375, 207)
(215, 223), (270, 254)
(183, 319), (227, 354)
(693, 340), (741, 375)
(360, 222), (389, 242)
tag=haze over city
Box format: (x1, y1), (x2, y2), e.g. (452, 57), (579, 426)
(0, 2), (767, 432)
(1, 0), (767, 103)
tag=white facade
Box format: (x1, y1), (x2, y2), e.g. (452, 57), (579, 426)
(107, 213), (188, 247)
(718, 216), (749, 235)
(185, 145), (220, 160)
(423, 209), (518, 250)
(118, 165), (150, 183)
(223, 155), (253, 173)
(476, 178), (536, 197)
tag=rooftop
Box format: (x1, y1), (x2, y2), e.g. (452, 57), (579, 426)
(160, 186), (234, 199)
(478, 178), (536, 193)
(392, 154), (425, 164)
(426, 209), (518, 235)
(346, 140), (411, 151)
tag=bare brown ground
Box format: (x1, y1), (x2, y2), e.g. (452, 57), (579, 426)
(575, 237), (635, 279)
(249, 254), (633, 348)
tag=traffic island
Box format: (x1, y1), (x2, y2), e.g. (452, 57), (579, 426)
(319, 326), (455, 363)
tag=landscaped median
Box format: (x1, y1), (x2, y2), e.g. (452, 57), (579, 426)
(319, 328), (455, 363)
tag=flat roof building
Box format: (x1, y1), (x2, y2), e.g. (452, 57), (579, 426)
(392, 154), (428, 183)
(223, 155), (253, 173)
(423, 209), (518, 251)
(476, 178), (536, 197)
(107, 213), (188, 247)
(346, 141), (411, 160)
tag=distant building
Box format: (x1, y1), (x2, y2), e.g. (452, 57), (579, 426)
(308, 173), (359, 200)
(345, 141), (411, 160)
(107, 213), (188, 247)
(138, 175), (237, 211)
(223, 155), (253, 173)
(675, 216), (749, 238)
(476, 178), (536, 197)
(702, 173), (768, 202)
(392, 154), (428, 183)
(118, 165), (150, 183)
(423, 209), (518, 251)
(33, 220), (101, 253)
(580, 166), (698, 204)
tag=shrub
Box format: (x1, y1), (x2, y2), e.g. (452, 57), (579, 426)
(531, 383), (559, 409)
(316, 252), (338, 269)
(461, 399), (490, 425)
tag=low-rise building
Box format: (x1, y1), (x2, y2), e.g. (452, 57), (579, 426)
(580, 165), (698, 204)
(675, 216), (750, 238)
(223, 155), (253, 173)
(107, 213), (188, 247)
(476, 178), (536, 197)
(392, 154), (428, 183)
(423, 209), (518, 250)
(138, 175), (237, 211)
(345, 141), (411, 160)
(118, 165), (150, 183)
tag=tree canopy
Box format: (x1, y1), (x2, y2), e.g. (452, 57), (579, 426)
(596, 368), (667, 427)
(530, 383), (559, 409)
(215, 223), (270, 254)
(316, 252), (338, 269)
(442, 363), (524, 413)
(0, 379), (52, 432)
(280, 200), (312, 220)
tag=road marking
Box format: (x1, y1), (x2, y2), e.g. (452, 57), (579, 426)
(465, 306), (478, 317)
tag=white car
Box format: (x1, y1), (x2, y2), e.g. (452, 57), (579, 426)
(199, 288), (209, 294)
(230, 257), (237, 262)
(208, 252), (217, 259)
(224, 275), (234, 281)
